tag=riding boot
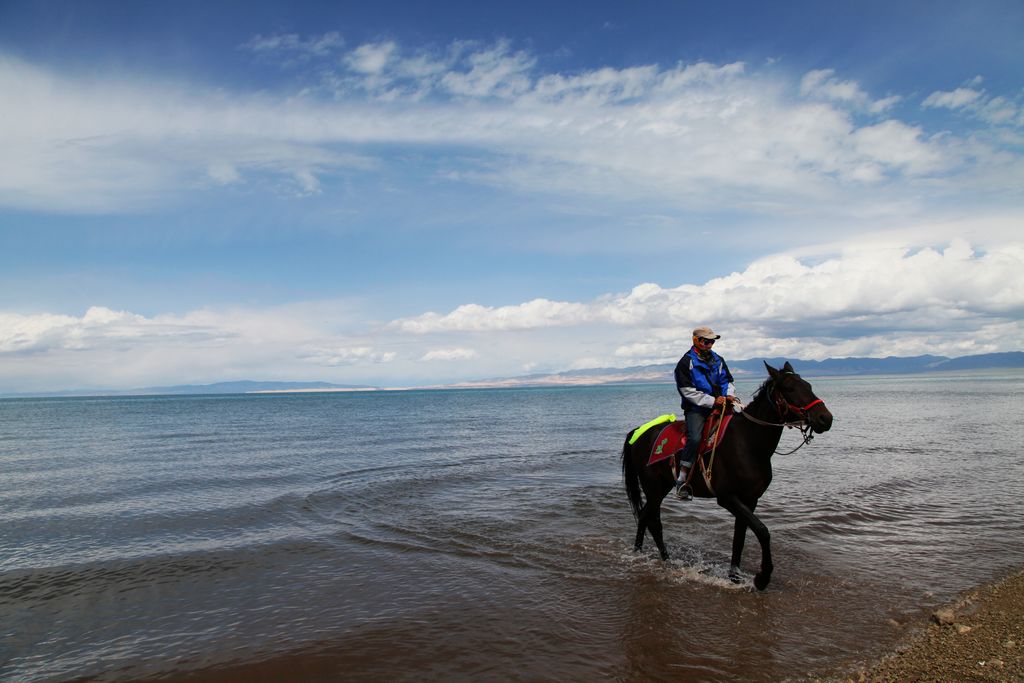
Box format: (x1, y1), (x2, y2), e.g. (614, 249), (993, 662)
(675, 467), (692, 500)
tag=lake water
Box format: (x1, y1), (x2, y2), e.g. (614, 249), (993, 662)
(2, 372), (1023, 681)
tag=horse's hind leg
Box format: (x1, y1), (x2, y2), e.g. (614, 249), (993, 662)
(633, 504), (647, 552)
(633, 501), (670, 560)
(646, 500), (670, 561)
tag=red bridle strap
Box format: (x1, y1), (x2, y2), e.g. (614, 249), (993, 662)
(796, 398), (824, 412)
(772, 391), (824, 419)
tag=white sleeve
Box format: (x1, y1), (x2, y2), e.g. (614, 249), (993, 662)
(682, 385), (715, 409)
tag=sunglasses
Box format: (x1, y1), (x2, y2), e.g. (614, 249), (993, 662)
(698, 337), (716, 345)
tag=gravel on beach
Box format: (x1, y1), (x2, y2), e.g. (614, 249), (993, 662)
(830, 567), (1024, 682)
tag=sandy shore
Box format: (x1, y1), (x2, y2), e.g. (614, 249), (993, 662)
(827, 567), (1024, 682)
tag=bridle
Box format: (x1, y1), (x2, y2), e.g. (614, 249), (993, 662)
(741, 375), (825, 455)
(775, 393), (824, 421)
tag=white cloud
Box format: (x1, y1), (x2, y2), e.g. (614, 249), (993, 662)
(0, 56), (382, 211)
(439, 39), (535, 98)
(923, 87), (984, 110)
(392, 300), (590, 333)
(301, 346), (397, 366)
(0, 306), (232, 354)
(532, 64), (660, 104)
(389, 239), (1024, 366)
(0, 302), (402, 391)
(799, 68), (899, 113)
(923, 83), (1023, 128)
(241, 32), (345, 59)
(976, 96), (1024, 127)
(1, 239), (1021, 391)
(207, 161), (241, 184)
(869, 95), (903, 114)
(421, 347), (478, 361)
(346, 41), (398, 75)
(850, 120), (945, 175)
(293, 168), (321, 195)
(801, 69), (864, 102)
(2, 42), (1015, 216)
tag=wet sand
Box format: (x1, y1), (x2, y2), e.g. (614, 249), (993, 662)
(829, 567), (1024, 682)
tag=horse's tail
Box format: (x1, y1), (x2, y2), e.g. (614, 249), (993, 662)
(622, 430), (643, 520)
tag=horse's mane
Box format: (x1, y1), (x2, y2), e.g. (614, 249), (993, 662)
(749, 376), (775, 405)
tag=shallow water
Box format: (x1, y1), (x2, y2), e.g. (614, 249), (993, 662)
(2, 373), (1023, 681)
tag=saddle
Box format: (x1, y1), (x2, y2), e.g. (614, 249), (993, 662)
(645, 407), (733, 468)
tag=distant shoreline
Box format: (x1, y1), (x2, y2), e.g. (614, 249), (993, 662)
(443, 366), (1024, 391)
(248, 387), (381, 394)
(5, 370), (1024, 399)
(4, 358), (1019, 401)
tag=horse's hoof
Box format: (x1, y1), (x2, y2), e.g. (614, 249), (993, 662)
(660, 551), (670, 561)
(729, 569), (742, 584)
(753, 573), (771, 591)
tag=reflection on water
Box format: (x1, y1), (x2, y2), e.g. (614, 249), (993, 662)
(2, 373), (1023, 681)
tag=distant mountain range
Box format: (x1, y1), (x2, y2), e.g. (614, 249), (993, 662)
(445, 352), (1024, 388)
(2, 352), (1022, 398)
(140, 380), (376, 394)
(0, 380), (375, 399)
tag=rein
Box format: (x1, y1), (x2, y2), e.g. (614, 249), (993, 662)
(739, 381), (821, 455)
(701, 407), (728, 495)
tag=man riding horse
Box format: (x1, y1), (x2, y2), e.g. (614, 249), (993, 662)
(623, 350), (833, 589)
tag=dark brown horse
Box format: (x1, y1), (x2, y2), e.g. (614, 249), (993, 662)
(621, 362), (833, 590)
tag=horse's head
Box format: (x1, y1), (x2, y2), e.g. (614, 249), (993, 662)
(764, 361), (833, 433)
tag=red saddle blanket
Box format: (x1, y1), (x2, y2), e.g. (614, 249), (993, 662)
(647, 411), (733, 466)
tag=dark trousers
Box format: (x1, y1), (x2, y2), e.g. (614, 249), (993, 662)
(678, 409), (708, 468)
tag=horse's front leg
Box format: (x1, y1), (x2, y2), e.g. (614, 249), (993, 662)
(729, 513), (749, 583)
(718, 495), (772, 590)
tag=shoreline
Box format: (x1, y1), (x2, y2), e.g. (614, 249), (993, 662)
(4, 362), (1022, 400)
(826, 567), (1024, 682)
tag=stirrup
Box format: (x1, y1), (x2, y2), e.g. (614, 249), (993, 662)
(675, 483), (692, 501)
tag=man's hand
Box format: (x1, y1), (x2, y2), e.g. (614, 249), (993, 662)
(714, 395), (727, 407)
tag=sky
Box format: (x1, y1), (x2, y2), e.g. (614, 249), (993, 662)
(1, 0), (1022, 391)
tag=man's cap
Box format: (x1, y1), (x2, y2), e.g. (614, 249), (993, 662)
(692, 326), (721, 340)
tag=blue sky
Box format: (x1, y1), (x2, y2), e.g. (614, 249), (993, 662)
(1, 0), (1022, 391)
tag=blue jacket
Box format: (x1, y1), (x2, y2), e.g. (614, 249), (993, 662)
(674, 347), (734, 413)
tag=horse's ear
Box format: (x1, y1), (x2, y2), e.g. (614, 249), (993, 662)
(764, 361), (780, 379)
(783, 361), (795, 373)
